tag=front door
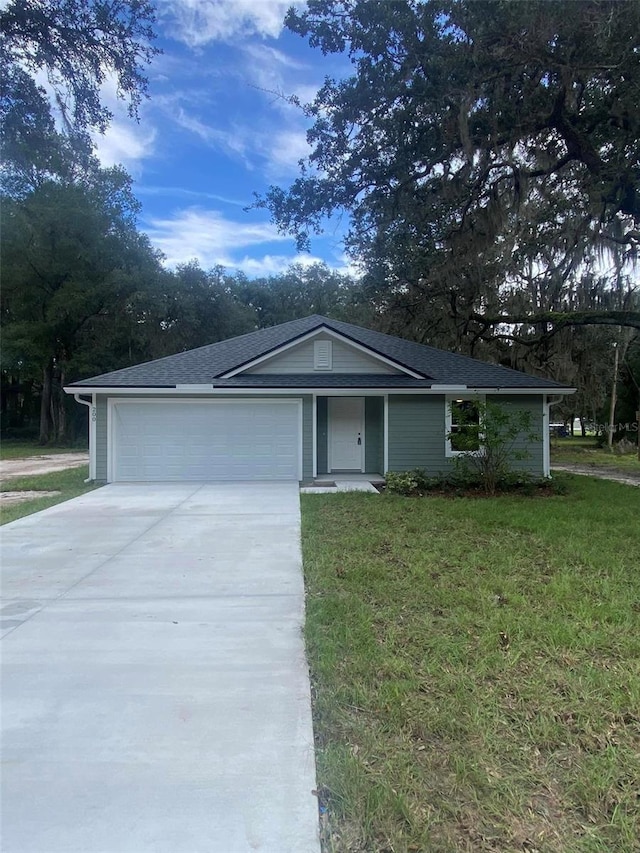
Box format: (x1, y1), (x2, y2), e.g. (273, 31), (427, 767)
(329, 397), (364, 472)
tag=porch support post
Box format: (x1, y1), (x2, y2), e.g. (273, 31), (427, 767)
(542, 394), (550, 478)
(383, 394), (389, 474)
(312, 394), (317, 479)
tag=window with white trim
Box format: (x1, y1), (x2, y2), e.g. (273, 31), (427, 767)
(314, 340), (332, 370)
(445, 396), (484, 455)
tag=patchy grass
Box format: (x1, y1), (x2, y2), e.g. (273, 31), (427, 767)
(0, 466), (98, 524)
(0, 440), (87, 460)
(551, 437), (640, 472)
(302, 476), (640, 852)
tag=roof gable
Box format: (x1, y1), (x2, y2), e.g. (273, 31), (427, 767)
(221, 326), (423, 378)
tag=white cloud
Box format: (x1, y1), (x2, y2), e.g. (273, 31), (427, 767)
(167, 105), (311, 178)
(264, 128), (311, 178)
(144, 207), (292, 269)
(241, 43), (319, 113)
(143, 207), (329, 276)
(234, 252), (325, 277)
(172, 109), (253, 167)
(92, 120), (156, 171)
(157, 0), (294, 47)
(136, 185), (246, 206)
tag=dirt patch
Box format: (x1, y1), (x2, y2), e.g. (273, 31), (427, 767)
(551, 463), (640, 487)
(0, 453), (88, 479)
(0, 490), (61, 505)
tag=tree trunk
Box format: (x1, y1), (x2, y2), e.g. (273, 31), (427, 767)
(39, 359), (53, 445)
(607, 344), (620, 451)
(580, 416), (586, 437)
(57, 368), (67, 443)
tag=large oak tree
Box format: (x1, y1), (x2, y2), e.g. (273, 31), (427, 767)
(260, 0), (640, 361)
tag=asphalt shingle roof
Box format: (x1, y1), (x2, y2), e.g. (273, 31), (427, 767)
(68, 314), (571, 390)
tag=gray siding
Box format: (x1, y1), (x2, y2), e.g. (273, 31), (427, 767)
(486, 394), (544, 475)
(365, 397), (384, 473)
(301, 395), (313, 480)
(94, 391), (545, 483)
(387, 395), (448, 474)
(317, 397), (328, 474)
(94, 394), (312, 482)
(387, 393), (545, 476)
(248, 334), (401, 374)
(96, 394), (108, 481)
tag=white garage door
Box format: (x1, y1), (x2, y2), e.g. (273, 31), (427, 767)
(110, 400), (302, 482)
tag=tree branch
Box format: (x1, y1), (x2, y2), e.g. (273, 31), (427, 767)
(471, 310), (640, 331)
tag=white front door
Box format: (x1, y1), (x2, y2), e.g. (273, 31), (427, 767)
(329, 397), (364, 472)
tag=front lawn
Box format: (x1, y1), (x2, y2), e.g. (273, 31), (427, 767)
(302, 476), (640, 852)
(551, 437), (640, 472)
(0, 466), (98, 524)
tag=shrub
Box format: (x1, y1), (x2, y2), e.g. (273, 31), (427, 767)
(385, 470), (419, 495)
(447, 401), (540, 495)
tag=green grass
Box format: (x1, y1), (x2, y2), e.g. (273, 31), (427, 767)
(0, 440), (88, 460)
(551, 437), (640, 472)
(0, 466), (98, 524)
(302, 476), (640, 852)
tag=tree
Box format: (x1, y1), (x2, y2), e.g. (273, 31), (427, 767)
(1, 167), (163, 443)
(0, 0), (159, 133)
(146, 264), (258, 357)
(259, 0), (640, 354)
(234, 262), (372, 329)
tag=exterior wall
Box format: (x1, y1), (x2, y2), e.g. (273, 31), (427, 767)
(387, 393), (545, 476)
(94, 393), (313, 482)
(247, 334), (401, 375)
(94, 391), (545, 482)
(301, 395), (313, 480)
(486, 394), (544, 475)
(96, 394), (108, 481)
(317, 397), (328, 475)
(387, 395), (449, 474)
(365, 396), (384, 473)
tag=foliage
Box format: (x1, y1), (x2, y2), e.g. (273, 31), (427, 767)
(234, 261), (373, 329)
(0, 0), (159, 134)
(384, 470), (419, 496)
(259, 0), (640, 373)
(448, 401), (539, 494)
(0, 165), (163, 443)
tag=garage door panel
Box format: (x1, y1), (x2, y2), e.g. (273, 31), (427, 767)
(111, 401), (301, 482)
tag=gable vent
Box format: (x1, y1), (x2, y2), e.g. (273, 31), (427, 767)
(314, 340), (332, 370)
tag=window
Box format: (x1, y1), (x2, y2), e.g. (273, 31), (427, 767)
(314, 340), (332, 370)
(446, 397), (482, 455)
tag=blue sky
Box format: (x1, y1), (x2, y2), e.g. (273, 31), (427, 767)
(91, 0), (353, 278)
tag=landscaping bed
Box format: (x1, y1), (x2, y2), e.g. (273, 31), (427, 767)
(301, 476), (640, 852)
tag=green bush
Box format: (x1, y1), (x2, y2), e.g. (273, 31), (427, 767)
(385, 470), (419, 495)
(447, 400), (540, 495)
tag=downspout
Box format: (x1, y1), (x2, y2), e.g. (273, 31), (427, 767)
(73, 393), (96, 482)
(545, 395), (566, 478)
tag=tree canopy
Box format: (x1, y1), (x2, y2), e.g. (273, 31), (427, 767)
(260, 0), (640, 351)
(0, 0), (159, 134)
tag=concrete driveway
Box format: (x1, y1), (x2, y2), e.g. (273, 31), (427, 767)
(0, 483), (320, 853)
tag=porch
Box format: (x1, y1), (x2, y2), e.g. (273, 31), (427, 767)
(315, 395), (385, 477)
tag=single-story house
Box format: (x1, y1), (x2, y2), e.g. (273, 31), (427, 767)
(65, 314), (575, 483)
